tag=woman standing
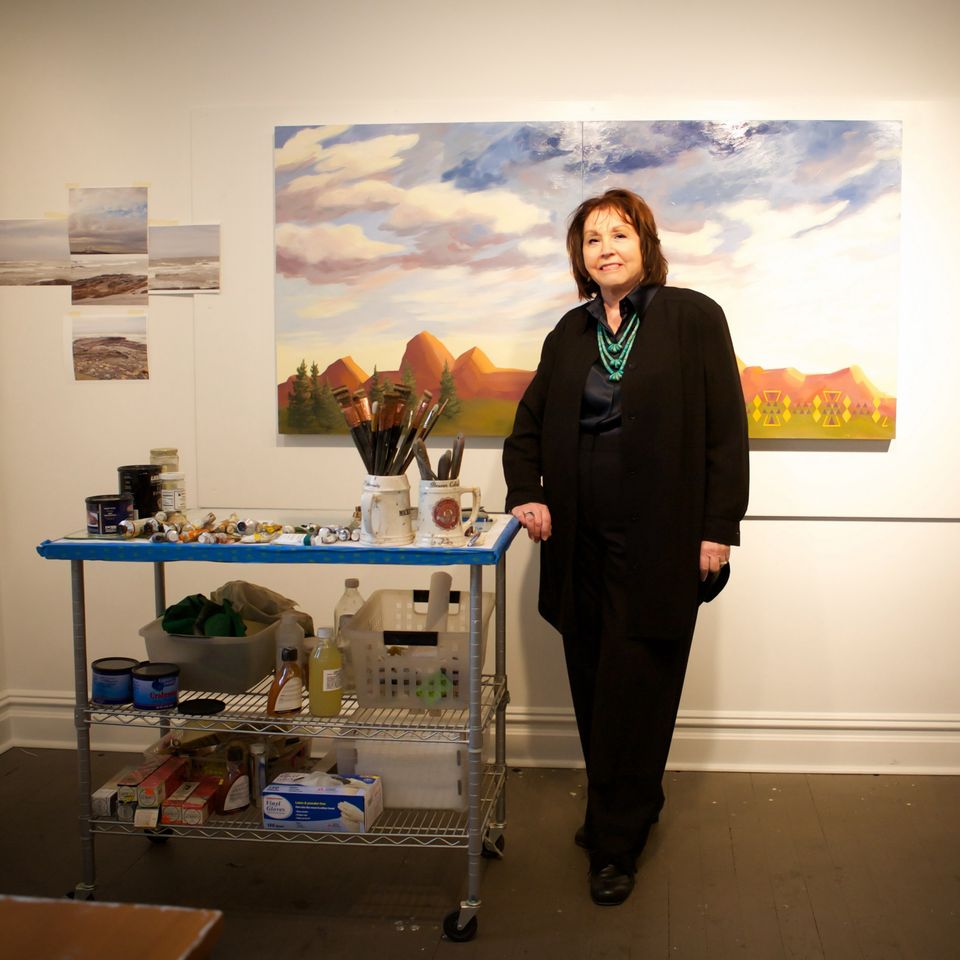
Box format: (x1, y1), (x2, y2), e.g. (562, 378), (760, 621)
(503, 188), (749, 906)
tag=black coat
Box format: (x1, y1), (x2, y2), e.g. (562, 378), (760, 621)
(503, 286), (750, 640)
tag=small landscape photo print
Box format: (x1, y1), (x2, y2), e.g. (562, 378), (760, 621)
(68, 187), (148, 306)
(148, 224), (221, 293)
(0, 219), (71, 286)
(70, 313), (148, 380)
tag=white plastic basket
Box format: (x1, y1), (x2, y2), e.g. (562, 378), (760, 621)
(344, 589), (495, 709)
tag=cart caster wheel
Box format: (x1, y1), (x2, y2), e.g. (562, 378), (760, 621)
(66, 890), (95, 901)
(442, 910), (478, 942)
(146, 828), (172, 844)
(481, 833), (505, 858)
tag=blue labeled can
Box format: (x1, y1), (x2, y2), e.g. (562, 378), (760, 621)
(132, 662), (180, 710)
(86, 494), (134, 535)
(91, 657), (139, 704)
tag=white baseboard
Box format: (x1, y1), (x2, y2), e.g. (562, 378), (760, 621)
(502, 707), (960, 775)
(3, 690), (959, 775)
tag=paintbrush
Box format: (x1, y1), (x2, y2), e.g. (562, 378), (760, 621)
(400, 401), (440, 474)
(390, 390), (433, 475)
(450, 432), (465, 479)
(333, 385), (373, 472)
(349, 390), (375, 472)
(414, 439), (436, 480)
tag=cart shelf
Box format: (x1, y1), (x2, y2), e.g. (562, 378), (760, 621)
(93, 764), (506, 849)
(86, 676), (506, 743)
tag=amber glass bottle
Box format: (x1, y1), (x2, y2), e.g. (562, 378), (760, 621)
(267, 646), (303, 716)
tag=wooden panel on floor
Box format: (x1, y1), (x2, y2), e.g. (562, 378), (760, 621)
(751, 772), (826, 959)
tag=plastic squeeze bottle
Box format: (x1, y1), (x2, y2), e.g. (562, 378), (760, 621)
(274, 609), (305, 674)
(309, 633), (343, 717)
(267, 646), (303, 716)
(333, 578), (364, 692)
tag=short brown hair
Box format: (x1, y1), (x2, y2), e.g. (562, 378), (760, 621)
(566, 189), (668, 299)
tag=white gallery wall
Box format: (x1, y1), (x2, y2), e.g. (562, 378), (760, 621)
(1, 0), (958, 770)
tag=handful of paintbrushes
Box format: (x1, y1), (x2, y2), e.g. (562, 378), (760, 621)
(332, 385), (449, 476)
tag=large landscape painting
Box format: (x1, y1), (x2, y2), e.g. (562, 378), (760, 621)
(275, 121), (901, 439)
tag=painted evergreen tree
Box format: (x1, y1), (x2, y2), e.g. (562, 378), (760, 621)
(401, 363), (418, 413)
(438, 360), (461, 419)
(310, 367), (343, 433)
(287, 359), (311, 430)
(369, 366), (384, 404)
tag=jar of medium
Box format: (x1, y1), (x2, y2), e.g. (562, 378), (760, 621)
(160, 472), (187, 513)
(150, 447), (180, 473)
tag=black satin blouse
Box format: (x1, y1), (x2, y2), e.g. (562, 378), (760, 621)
(579, 285), (661, 434)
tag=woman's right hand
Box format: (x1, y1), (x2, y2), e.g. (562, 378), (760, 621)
(511, 503), (552, 542)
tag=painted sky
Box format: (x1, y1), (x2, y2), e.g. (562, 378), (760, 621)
(148, 224), (220, 259)
(275, 121), (901, 392)
(68, 187), (148, 255)
(0, 219), (69, 261)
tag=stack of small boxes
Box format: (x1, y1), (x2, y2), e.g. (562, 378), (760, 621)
(91, 734), (309, 827)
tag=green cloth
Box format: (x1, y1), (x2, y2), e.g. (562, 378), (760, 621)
(162, 594), (246, 637)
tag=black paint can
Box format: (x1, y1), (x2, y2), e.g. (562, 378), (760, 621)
(118, 464), (161, 519)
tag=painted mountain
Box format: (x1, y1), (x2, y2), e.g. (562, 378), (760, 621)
(278, 332), (896, 439)
(740, 362), (896, 440)
(278, 331), (532, 436)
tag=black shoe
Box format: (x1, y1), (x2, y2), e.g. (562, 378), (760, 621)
(589, 863), (635, 906)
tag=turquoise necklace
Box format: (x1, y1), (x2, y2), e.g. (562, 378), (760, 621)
(596, 311), (639, 382)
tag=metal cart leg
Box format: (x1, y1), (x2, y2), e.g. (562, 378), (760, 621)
(445, 564), (484, 941)
(70, 559), (96, 900)
(153, 561), (166, 617)
(152, 562), (171, 739)
(493, 554), (508, 831)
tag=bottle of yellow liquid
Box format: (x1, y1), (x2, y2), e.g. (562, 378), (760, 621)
(309, 633), (342, 717)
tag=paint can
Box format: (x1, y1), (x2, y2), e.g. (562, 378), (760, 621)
(86, 494), (134, 535)
(117, 464), (161, 519)
(91, 657), (139, 704)
(132, 662), (180, 710)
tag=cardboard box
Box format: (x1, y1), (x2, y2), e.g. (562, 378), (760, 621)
(262, 772), (383, 833)
(116, 755), (166, 804)
(180, 777), (220, 825)
(137, 756), (188, 808)
(92, 766), (139, 818)
(118, 801), (137, 822)
(160, 781), (200, 825)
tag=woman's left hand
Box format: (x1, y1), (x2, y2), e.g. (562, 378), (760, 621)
(699, 540), (730, 581)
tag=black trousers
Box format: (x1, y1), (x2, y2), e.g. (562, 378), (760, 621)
(563, 430), (696, 870)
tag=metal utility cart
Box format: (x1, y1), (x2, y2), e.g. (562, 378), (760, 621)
(36, 514), (520, 943)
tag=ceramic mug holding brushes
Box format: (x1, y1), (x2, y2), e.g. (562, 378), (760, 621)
(360, 474), (415, 546)
(415, 478), (481, 547)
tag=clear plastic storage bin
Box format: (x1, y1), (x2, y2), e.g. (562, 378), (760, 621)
(344, 589), (495, 709)
(138, 617), (278, 694)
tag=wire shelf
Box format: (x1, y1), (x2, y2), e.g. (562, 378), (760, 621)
(91, 765), (505, 849)
(85, 677), (504, 742)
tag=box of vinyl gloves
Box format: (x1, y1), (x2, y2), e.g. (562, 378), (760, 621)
(261, 771), (383, 832)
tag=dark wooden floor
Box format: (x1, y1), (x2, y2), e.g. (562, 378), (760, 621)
(1, 748), (957, 958)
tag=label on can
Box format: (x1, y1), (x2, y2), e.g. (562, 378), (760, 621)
(91, 670), (133, 704)
(132, 671), (179, 710)
(86, 495), (134, 535)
